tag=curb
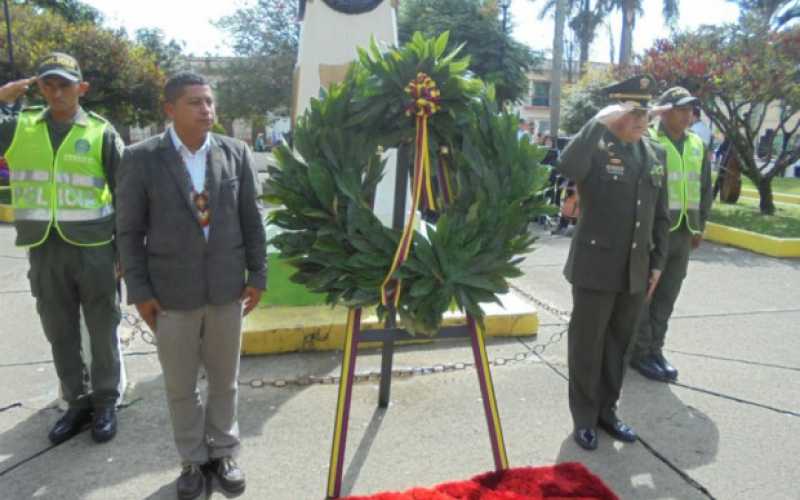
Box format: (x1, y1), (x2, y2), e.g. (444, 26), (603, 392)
(705, 222), (800, 258)
(740, 189), (800, 205)
(242, 291), (539, 355)
(0, 204), (12, 223)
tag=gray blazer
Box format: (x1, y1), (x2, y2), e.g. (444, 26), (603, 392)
(116, 132), (267, 310)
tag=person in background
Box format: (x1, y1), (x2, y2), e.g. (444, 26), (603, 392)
(631, 87), (713, 383)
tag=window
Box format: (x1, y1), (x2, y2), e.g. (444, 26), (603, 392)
(531, 81), (550, 107)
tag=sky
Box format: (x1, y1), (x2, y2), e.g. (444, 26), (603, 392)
(83, 0), (742, 62)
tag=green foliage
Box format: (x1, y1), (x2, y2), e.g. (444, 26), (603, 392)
(213, 0), (299, 121)
(560, 68), (616, 134)
(642, 20), (800, 214)
(267, 33), (549, 335)
(397, 0), (541, 104)
(2, 4), (166, 127)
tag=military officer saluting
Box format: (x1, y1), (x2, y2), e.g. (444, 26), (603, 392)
(631, 87), (713, 382)
(0, 53), (124, 444)
(556, 75), (671, 451)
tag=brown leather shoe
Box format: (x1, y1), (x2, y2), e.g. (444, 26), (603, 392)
(177, 464), (205, 500)
(208, 456), (245, 494)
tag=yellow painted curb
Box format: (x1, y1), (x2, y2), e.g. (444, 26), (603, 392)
(705, 222), (800, 258)
(0, 204), (13, 223)
(740, 189), (800, 205)
(242, 291), (538, 355)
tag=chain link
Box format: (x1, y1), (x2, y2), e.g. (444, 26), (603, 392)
(121, 311), (156, 346)
(121, 291), (569, 390)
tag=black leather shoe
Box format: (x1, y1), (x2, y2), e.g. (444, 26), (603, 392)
(573, 428), (598, 450)
(91, 406), (117, 443)
(630, 355), (670, 382)
(598, 417), (637, 442)
(208, 456), (246, 494)
(177, 464), (206, 500)
(654, 352), (678, 381)
(48, 407), (93, 445)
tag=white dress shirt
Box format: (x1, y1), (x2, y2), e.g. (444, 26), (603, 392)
(169, 127), (212, 239)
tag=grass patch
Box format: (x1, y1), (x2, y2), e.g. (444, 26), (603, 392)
(260, 254), (327, 307)
(709, 197), (800, 238)
(740, 176), (800, 195)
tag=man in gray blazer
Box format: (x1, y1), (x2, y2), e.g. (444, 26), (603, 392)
(117, 72), (266, 499)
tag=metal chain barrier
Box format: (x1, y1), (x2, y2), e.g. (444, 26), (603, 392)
(121, 311), (156, 346)
(120, 290), (571, 390)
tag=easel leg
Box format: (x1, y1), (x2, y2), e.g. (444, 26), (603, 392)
(326, 308), (362, 499)
(378, 313), (396, 408)
(467, 314), (509, 471)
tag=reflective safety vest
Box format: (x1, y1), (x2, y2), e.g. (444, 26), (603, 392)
(650, 127), (704, 234)
(5, 108), (114, 247)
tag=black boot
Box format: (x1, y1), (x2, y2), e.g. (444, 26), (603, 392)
(653, 352), (678, 381)
(48, 407), (93, 445)
(630, 354), (669, 382)
(91, 406), (117, 443)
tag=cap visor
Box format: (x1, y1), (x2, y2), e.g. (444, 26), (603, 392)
(37, 69), (80, 83)
(675, 96), (699, 106)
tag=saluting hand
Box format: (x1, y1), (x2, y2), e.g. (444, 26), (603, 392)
(646, 269), (662, 303)
(0, 77), (37, 104)
(595, 103), (635, 126)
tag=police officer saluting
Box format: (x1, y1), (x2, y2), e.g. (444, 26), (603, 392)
(557, 75), (670, 450)
(631, 88), (713, 382)
(0, 53), (124, 444)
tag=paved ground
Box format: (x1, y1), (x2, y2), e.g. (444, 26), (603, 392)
(0, 223), (798, 499)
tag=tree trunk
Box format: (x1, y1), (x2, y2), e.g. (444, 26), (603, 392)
(550, 0), (567, 138)
(757, 177), (776, 215)
(619, 0), (635, 67)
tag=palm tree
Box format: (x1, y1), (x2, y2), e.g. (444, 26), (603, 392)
(550, 0), (568, 137)
(537, 0), (613, 75)
(615, 0), (679, 67)
(727, 0), (800, 27)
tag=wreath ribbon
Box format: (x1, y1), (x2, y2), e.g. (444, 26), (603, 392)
(380, 73), (441, 308)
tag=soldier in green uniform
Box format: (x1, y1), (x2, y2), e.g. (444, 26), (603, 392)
(0, 53), (124, 444)
(630, 87), (713, 382)
(557, 75), (671, 450)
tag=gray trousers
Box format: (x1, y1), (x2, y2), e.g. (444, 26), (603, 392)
(28, 234), (122, 409)
(568, 286), (645, 429)
(633, 225), (693, 359)
(155, 301), (243, 465)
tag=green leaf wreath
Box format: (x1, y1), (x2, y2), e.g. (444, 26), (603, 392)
(266, 32), (549, 335)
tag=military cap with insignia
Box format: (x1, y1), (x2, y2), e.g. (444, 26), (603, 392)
(601, 75), (656, 110)
(656, 86), (699, 108)
(37, 52), (82, 83)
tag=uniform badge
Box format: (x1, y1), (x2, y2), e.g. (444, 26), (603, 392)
(606, 164), (625, 176)
(74, 139), (91, 154)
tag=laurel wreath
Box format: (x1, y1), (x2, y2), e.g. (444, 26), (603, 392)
(266, 33), (548, 335)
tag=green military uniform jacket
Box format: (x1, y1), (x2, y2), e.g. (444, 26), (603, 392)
(557, 118), (671, 294)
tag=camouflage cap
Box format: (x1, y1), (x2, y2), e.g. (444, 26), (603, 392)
(37, 52), (82, 83)
(602, 75), (656, 110)
(657, 86), (698, 108)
